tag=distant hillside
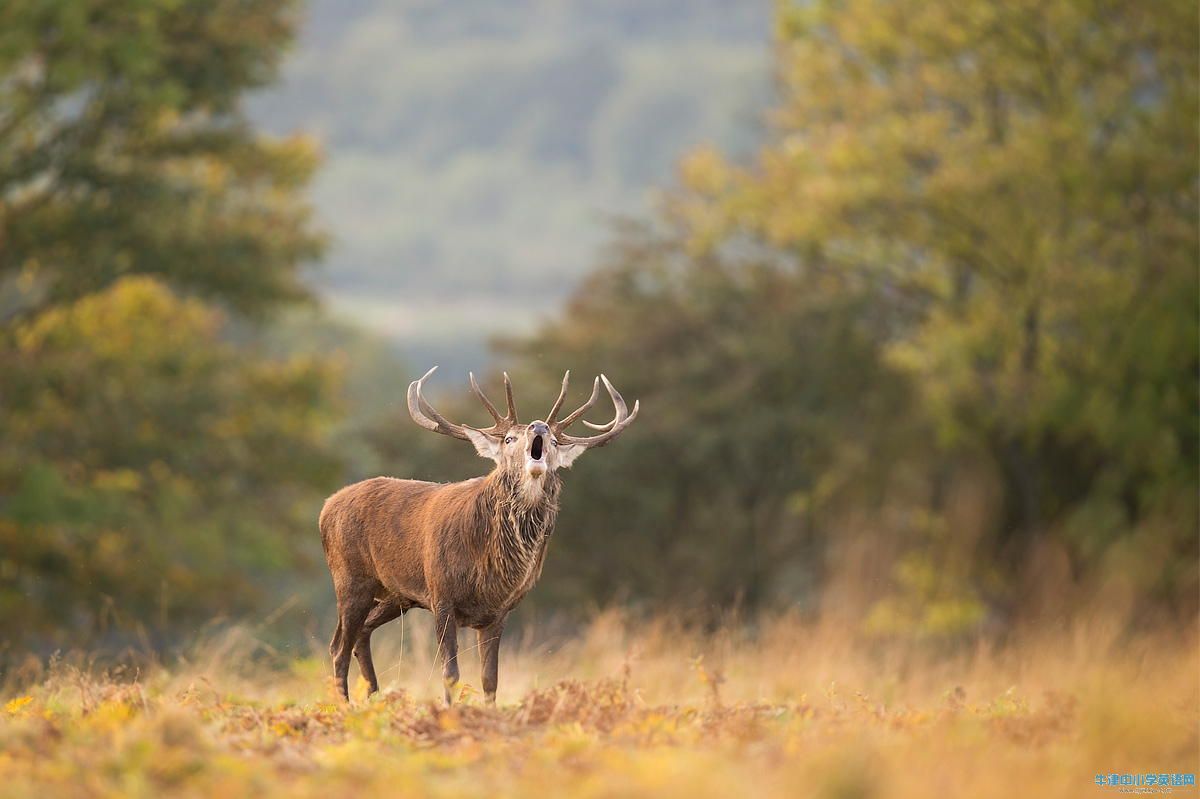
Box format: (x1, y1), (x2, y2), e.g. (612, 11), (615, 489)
(249, 0), (770, 368)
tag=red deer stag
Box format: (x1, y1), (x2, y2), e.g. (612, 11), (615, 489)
(319, 367), (639, 704)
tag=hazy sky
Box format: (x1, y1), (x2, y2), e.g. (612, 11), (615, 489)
(251, 0), (771, 367)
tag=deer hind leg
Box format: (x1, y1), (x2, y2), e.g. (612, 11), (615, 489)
(433, 603), (459, 706)
(353, 596), (409, 696)
(332, 585), (375, 702)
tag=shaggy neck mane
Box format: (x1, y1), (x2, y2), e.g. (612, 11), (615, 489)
(470, 468), (561, 600)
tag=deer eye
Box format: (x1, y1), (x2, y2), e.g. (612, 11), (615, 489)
(504, 436), (515, 444)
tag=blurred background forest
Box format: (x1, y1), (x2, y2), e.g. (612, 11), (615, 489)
(0, 0), (1195, 660)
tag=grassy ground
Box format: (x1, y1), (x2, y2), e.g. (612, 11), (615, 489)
(0, 612), (1196, 798)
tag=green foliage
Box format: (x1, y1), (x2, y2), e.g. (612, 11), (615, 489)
(0, 0), (322, 315)
(499, 0), (1198, 629)
(0, 279), (341, 644)
(0, 1), (340, 649)
(500, 225), (918, 612)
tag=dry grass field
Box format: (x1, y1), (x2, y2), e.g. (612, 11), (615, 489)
(1, 612), (1195, 799)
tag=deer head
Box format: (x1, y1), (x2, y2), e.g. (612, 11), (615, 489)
(407, 367), (640, 481)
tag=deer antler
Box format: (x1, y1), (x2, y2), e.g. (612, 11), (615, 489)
(551, 374), (638, 448)
(407, 366), (518, 439)
(546, 371), (601, 431)
(470, 371), (518, 430)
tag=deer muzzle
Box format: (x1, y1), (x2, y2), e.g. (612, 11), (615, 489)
(526, 422), (549, 476)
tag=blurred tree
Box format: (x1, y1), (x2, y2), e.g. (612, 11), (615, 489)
(500, 224), (921, 614)
(0, 0), (321, 316)
(0, 279), (340, 643)
(501, 0), (1198, 628)
(0, 1), (341, 649)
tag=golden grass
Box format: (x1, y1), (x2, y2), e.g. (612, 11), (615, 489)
(0, 611), (1196, 798)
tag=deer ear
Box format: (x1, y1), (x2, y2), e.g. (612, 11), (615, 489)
(556, 442), (587, 469)
(464, 428), (503, 462)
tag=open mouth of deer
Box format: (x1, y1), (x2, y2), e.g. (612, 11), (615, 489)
(530, 434), (544, 461)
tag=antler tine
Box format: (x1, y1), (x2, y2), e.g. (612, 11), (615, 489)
(558, 374), (639, 448)
(552, 376), (601, 433)
(407, 366), (472, 440)
(581, 417), (617, 432)
(469, 371), (506, 427)
(580, 381), (625, 429)
(545, 370), (571, 424)
(502, 372), (518, 423)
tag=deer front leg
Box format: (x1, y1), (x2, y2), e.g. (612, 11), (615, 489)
(433, 603), (459, 706)
(478, 618), (506, 706)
